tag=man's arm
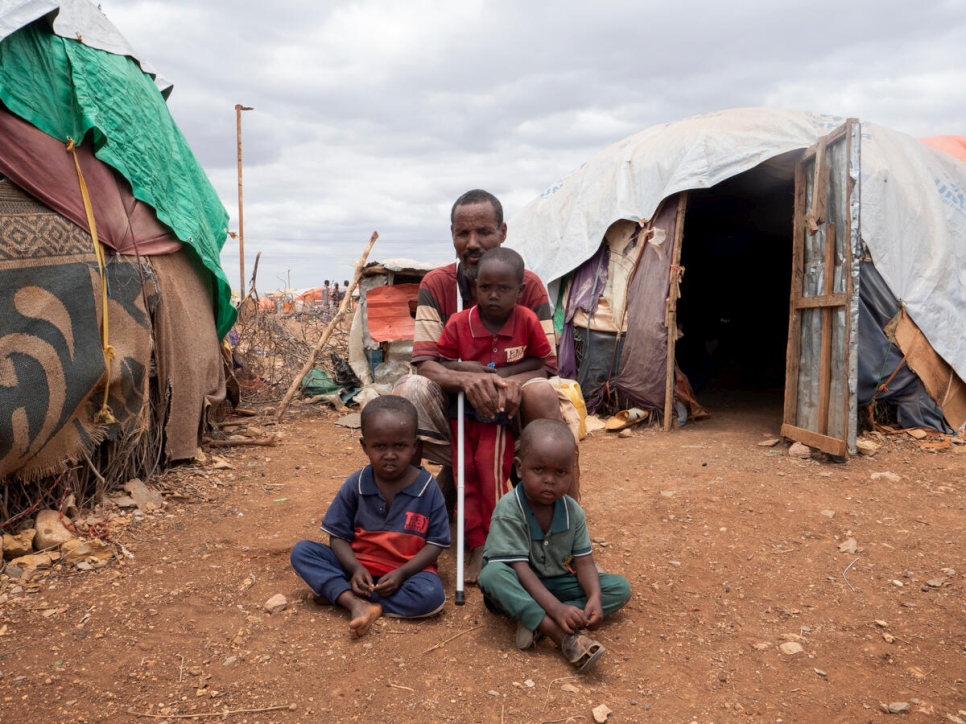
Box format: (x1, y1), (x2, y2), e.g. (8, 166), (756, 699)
(415, 359), (521, 419)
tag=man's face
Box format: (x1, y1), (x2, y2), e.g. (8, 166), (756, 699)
(451, 201), (507, 279)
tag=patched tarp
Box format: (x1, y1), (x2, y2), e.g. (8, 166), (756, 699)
(0, 21), (235, 338)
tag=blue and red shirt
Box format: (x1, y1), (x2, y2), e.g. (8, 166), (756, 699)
(321, 465), (451, 577)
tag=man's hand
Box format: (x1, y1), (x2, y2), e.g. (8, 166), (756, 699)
(463, 373), (522, 419)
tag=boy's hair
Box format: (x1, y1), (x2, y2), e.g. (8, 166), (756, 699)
(360, 395), (419, 436)
(518, 418), (576, 459)
(478, 247), (525, 284)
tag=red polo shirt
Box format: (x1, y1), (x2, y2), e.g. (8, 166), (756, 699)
(436, 304), (553, 371)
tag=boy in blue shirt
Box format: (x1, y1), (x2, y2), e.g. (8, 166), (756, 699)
(478, 419), (630, 672)
(291, 396), (451, 637)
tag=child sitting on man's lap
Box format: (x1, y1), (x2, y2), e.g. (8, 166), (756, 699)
(436, 247), (555, 583)
(478, 419), (631, 672)
(290, 396), (451, 637)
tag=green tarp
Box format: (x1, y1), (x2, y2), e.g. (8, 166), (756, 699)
(0, 23), (236, 338)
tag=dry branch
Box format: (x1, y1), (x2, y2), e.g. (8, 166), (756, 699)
(276, 231), (378, 420)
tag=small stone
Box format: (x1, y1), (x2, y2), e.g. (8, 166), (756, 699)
(593, 704), (612, 723)
(561, 683), (579, 693)
(222, 656), (236, 667)
(123, 478), (165, 512)
(618, 429), (632, 438)
(779, 642), (803, 655)
(892, 580), (904, 587)
(838, 538), (857, 554)
(487, 690), (500, 697)
(264, 593), (288, 614)
(875, 620), (888, 627)
(2, 530), (35, 559)
(883, 633), (895, 643)
(10, 553), (53, 570)
(660, 490), (676, 498)
(821, 510), (835, 518)
(856, 438), (880, 456)
(788, 442), (811, 458)
(814, 668), (827, 677)
(871, 471), (901, 483)
(758, 438), (780, 447)
(33, 510), (76, 550)
(752, 642), (771, 650)
(524, 679), (535, 688)
(926, 578), (945, 588)
(942, 568), (956, 576)
(887, 702), (910, 714)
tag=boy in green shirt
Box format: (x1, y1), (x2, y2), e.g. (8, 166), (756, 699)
(478, 419), (631, 672)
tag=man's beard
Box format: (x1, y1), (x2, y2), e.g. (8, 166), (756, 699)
(463, 262), (480, 281)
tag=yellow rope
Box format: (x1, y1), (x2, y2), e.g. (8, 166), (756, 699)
(66, 138), (117, 424)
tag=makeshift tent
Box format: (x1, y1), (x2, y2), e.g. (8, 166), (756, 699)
(0, 3), (233, 486)
(509, 108), (966, 456)
(348, 259), (441, 390)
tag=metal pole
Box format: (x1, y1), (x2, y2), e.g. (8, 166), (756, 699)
(235, 104), (253, 300)
(455, 276), (466, 605)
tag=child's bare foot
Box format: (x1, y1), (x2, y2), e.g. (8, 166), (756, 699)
(348, 601), (382, 638)
(465, 546), (485, 584)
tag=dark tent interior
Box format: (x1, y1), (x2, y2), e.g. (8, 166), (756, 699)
(675, 156), (799, 414)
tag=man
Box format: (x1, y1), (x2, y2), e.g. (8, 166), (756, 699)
(394, 190), (578, 515)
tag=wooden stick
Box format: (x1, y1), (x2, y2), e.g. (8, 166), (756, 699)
(126, 703), (293, 719)
(421, 624), (482, 654)
(663, 193), (688, 431)
(203, 436), (277, 448)
(276, 232), (378, 421)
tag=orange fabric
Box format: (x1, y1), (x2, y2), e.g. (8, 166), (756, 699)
(920, 136), (966, 164)
(366, 284), (419, 342)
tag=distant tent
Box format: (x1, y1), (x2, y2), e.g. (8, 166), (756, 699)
(920, 136), (966, 165)
(509, 108), (966, 456)
(0, 5), (234, 487)
(348, 259), (441, 391)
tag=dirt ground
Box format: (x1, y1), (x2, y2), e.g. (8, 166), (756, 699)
(2, 396), (966, 724)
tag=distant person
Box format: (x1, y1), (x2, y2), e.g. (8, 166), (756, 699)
(436, 247), (554, 583)
(290, 396), (451, 637)
(478, 419), (630, 672)
(393, 189), (580, 499)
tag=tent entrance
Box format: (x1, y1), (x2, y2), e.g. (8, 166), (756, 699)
(675, 155), (799, 422)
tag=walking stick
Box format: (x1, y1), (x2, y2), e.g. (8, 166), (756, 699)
(455, 276), (466, 606)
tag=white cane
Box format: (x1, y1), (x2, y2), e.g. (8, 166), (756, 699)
(454, 276), (466, 605)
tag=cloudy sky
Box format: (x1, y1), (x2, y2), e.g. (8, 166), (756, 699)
(102, 0), (966, 293)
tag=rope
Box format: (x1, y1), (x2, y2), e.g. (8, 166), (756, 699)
(66, 138), (117, 424)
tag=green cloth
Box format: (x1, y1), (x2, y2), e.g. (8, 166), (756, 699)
(482, 484), (592, 577)
(0, 23), (235, 338)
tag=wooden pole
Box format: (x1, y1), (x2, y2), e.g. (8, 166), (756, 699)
(235, 104), (253, 300)
(275, 232), (378, 421)
(663, 193), (688, 431)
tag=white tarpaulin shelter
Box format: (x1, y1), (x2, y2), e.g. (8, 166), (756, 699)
(508, 108), (966, 456)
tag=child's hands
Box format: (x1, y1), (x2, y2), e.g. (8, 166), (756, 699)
(551, 603), (589, 634)
(372, 569), (407, 597)
(583, 596), (604, 629)
(350, 568), (375, 597)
